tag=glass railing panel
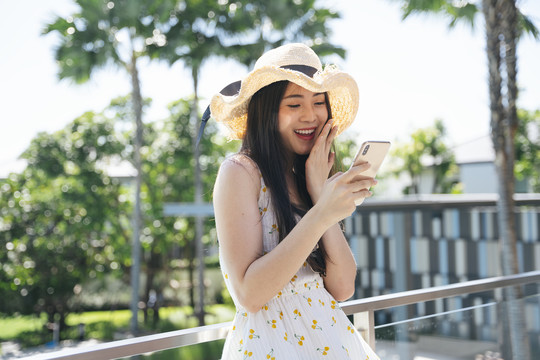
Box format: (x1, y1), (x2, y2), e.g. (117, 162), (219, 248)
(373, 292), (540, 360)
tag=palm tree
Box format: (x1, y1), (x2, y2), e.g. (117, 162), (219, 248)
(389, 0), (538, 358)
(43, 0), (175, 335)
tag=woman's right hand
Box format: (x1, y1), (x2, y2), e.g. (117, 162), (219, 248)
(314, 162), (377, 226)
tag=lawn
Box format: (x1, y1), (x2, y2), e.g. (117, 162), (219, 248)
(0, 304), (235, 352)
(0, 313), (48, 339)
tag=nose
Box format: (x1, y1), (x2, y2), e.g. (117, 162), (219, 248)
(300, 105), (317, 122)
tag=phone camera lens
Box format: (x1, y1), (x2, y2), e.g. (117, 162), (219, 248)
(362, 145), (370, 155)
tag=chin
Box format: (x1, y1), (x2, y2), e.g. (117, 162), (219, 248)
(296, 148), (312, 156)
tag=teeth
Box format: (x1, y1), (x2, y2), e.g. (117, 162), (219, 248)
(295, 129), (315, 135)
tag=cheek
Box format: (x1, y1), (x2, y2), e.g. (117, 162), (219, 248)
(318, 107), (329, 120)
(277, 110), (293, 131)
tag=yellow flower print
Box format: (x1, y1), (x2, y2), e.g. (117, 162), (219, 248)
(262, 186), (267, 193)
(224, 273), (229, 279)
(294, 333), (305, 346)
(284, 332), (288, 342)
(277, 291), (282, 298)
(303, 261), (307, 267)
(240, 339), (243, 345)
(311, 320), (322, 330)
(315, 281), (320, 289)
(290, 275), (298, 282)
(243, 350), (253, 358)
(347, 325), (355, 334)
(232, 325), (236, 331)
(249, 329), (260, 339)
(293, 309), (302, 319)
(331, 316), (336, 326)
(331, 300), (337, 309)
(342, 345), (350, 356)
(269, 224), (279, 234)
(317, 346), (330, 355)
(279, 311), (283, 320)
(267, 319), (277, 329)
(303, 296), (312, 306)
(262, 304), (269, 311)
(266, 349), (275, 360)
(319, 299), (325, 307)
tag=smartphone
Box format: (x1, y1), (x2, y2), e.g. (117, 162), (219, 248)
(349, 140), (391, 205)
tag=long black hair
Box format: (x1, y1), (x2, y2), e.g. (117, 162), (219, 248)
(240, 80), (337, 275)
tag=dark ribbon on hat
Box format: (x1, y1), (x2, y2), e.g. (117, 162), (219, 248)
(195, 64), (318, 148)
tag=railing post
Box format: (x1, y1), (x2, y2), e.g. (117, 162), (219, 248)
(353, 310), (375, 350)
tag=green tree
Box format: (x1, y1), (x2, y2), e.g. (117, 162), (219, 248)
(391, 120), (458, 194)
(137, 98), (236, 325)
(389, 1), (539, 358)
(43, 0), (176, 335)
(0, 109), (130, 330)
(213, 0), (346, 65)
(515, 108), (540, 191)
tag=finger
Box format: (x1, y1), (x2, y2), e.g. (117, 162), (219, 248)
(312, 120), (333, 154)
(350, 178), (377, 192)
(325, 123), (338, 148)
(328, 151), (336, 166)
(352, 189), (373, 201)
(320, 119), (334, 145)
(328, 171), (342, 181)
(344, 162), (371, 181)
(318, 118), (333, 137)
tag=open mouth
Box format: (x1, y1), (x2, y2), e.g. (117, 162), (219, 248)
(294, 129), (316, 136)
(294, 128), (317, 141)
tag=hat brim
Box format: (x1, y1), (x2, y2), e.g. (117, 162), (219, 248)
(210, 65), (359, 140)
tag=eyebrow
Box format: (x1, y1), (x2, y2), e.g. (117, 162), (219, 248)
(283, 92), (325, 100)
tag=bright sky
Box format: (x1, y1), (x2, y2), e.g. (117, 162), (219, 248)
(1, 0), (539, 177)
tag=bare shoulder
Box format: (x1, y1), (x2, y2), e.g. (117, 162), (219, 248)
(214, 154), (261, 199)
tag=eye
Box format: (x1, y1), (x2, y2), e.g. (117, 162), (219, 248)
(287, 104), (300, 108)
(314, 101), (326, 106)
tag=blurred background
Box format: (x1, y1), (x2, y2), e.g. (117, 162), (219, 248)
(0, 0), (539, 359)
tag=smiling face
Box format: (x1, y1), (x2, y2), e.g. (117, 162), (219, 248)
(278, 83), (329, 157)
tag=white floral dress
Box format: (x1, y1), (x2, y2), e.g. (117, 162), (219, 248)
(219, 170), (379, 360)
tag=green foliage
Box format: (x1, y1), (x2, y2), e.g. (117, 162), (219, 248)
(515, 109), (540, 191)
(0, 105), (131, 321)
(153, 0), (345, 71)
(397, 0), (478, 28)
(42, 0), (176, 82)
(0, 92), (234, 325)
(390, 119), (458, 194)
(135, 98), (237, 312)
(29, 0), (352, 343)
(391, 0), (539, 38)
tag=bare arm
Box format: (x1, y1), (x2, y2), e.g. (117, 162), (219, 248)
(215, 156), (369, 312)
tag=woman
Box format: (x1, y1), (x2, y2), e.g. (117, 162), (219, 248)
(210, 43), (379, 359)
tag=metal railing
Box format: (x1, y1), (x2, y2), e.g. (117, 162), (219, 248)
(27, 270), (540, 360)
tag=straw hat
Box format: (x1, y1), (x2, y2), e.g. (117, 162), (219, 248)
(209, 43), (359, 140)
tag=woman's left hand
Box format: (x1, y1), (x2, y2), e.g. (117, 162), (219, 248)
(305, 119), (338, 203)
